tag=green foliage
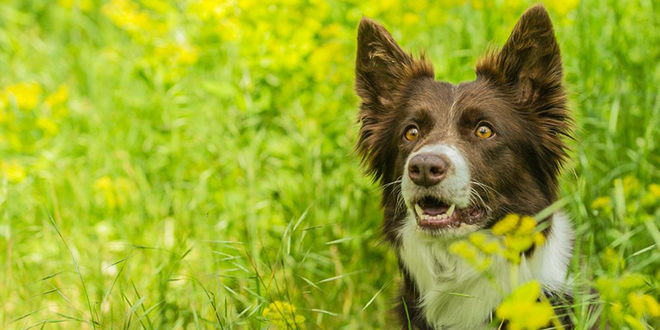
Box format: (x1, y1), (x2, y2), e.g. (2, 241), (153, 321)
(0, 0), (659, 329)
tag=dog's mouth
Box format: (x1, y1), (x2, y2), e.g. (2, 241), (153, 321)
(412, 196), (485, 230)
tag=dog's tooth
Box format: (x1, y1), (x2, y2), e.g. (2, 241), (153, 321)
(415, 204), (424, 217)
(447, 204), (456, 217)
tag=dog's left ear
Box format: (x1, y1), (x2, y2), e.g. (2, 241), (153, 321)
(477, 5), (565, 106)
(477, 5), (571, 180)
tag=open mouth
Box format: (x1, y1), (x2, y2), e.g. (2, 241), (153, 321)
(413, 196), (485, 230)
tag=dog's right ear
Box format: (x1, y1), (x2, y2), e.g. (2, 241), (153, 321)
(355, 18), (433, 110)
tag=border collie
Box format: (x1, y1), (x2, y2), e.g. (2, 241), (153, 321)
(355, 5), (575, 330)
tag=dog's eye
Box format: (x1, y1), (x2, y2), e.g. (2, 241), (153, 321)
(404, 127), (420, 141)
(475, 125), (494, 139)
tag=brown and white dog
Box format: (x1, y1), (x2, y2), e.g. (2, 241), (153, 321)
(355, 5), (575, 330)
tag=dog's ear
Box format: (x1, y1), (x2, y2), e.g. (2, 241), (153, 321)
(477, 5), (571, 182)
(477, 5), (564, 105)
(355, 18), (433, 183)
(356, 18), (433, 110)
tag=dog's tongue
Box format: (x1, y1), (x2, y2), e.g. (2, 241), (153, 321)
(420, 198), (449, 216)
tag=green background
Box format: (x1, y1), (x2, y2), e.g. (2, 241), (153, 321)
(1, 0), (659, 329)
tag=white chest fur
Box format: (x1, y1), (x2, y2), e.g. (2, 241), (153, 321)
(398, 213), (574, 330)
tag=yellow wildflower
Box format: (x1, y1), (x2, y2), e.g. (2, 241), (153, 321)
(468, 232), (488, 246)
(94, 176), (117, 209)
(543, 0), (580, 15)
(152, 43), (200, 67)
(36, 117), (59, 136)
(649, 184), (660, 198)
(496, 281), (555, 330)
(622, 176), (640, 196)
(590, 196), (611, 210)
(628, 293), (646, 317)
(177, 45), (200, 66)
(624, 314), (646, 330)
(103, 0), (167, 39)
(620, 274), (646, 290)
(262, 301), (306, 329)
(140, 0), (172, 13)
(642, 294), (660, 317)
(4, 82), (42, 110)
(45, 85), (69, 108)
(0, 91), (6, 111)
(188, 0), (230, 21)
(629, 293), (660, 318)
(58, 0), (94, 11)
(402, 13), (421, 26)
(601, 247), (625, 271)
(643, 183), (660, 207)
(533, 232), (546, 247)
(2, 160), (27, 183)
(516, 216), (536, 235)
(492, 214), (519, 236)
(450, 240), (491, 271)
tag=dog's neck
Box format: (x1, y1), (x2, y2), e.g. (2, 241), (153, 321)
(396, 212), (574, 329)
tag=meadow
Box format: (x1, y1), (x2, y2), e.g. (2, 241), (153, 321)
(1, 0), (659, 329)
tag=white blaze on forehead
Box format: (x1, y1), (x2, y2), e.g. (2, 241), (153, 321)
(402, 143), (471, 207)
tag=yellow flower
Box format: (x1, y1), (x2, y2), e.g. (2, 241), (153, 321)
(4, 82), (42, 110)
(643, 183), (660, 207)
(628, 293), (646, 317)
(402, 13), (421, 26)
(629, 293), (660, 318)
(152, 43), (200, 67)
(0, 91), (6, 111)
(188, 0), (230, 21)
(140, 0), (172, 13)
(2, 160), (27, 183)
(601, 247), (625, 271)
(468, 232), (499, 255)
(492, 214), (520, 236)
(263, 301), (306, 329)
(59, 0), (94, 11)
(543, 0), (580, 15)
(642, 294), (660, 317)
(496, 281), (555, 330)
(533, 232), (546, 247)
(624, 314), (646, 330)
(45, 85), (69, 108)
(622, 176), (640, 196)
(450, 240), (491, 271)
(516, 216), (536, 235)
(469, 232), (488, 246)
(36, 117), (59, 136)
(177, 45), (200, 66)
(103, 0), (167, 39)
(95, 176), (117, 209)
(590, 196), (611, 210)
(649, 184), (660, 198)
(620, 274), (646, 290)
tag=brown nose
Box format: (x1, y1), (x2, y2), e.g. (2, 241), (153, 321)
(408, 153), (450, 187)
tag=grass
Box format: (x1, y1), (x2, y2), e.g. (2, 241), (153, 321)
(0, 0), (659, 329)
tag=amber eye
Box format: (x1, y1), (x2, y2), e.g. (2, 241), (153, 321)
(404, 127), (420, 141)
(475, 125), (494, 139)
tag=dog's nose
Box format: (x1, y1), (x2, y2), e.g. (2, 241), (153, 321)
(408, 153), (450, 187)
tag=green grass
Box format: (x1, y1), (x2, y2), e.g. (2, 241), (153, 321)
(0, 0), (659, 329)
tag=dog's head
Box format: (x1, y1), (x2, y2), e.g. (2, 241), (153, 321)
(355, 5), (571, 238)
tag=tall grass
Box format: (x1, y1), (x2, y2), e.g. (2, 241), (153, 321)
(0, 0), (659, 329)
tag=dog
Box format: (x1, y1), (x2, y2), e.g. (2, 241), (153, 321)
(355, 5), (575, 330)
